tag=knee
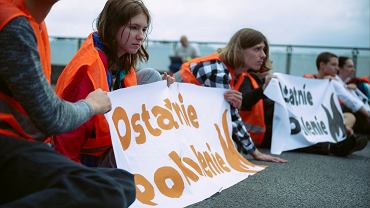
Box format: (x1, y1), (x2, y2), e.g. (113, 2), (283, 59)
(137, 68), (162, 85)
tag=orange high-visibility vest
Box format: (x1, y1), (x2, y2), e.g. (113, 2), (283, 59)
(178, 53), (266, 145)
(0, 0), (51, 140)
(55, 33), (137, 156)
(360, 76), (369, 83)
(303, 74), (317, 79)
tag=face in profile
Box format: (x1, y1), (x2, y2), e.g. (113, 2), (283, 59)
(340, 59), (355, 79)
(242, 42), (266, 71)
(322, 57), (339, 76)
(115, 13), (148, 57)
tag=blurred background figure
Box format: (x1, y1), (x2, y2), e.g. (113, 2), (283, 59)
(169, 35), (199, 74)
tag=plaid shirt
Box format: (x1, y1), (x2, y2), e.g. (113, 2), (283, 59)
(178, 59), (256, 154)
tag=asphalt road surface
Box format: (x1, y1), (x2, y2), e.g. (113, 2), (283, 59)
(186, 144), (370, 208)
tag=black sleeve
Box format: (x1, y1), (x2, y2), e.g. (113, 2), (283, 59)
(240, 87), (264, 110)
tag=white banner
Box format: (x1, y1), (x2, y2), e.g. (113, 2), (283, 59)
(351, 88), (370, 112)
(105, 81), (264, 208)
(264, 73), (346, 155)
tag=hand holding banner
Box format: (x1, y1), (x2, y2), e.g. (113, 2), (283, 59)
(264, 73), (346, 155)
(105, 81), (264, 208)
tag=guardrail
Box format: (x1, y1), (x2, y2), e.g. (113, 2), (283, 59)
(49, 36), (370, 77)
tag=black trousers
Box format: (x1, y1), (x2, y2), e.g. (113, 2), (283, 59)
(0, 136), (136, 208)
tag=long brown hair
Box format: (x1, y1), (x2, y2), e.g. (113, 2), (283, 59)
(96, 0), (151, 72)
(219, 28), (270, 70)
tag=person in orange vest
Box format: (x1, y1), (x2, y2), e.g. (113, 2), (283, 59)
(302, 52), (368, 155)
(237, 59), (275, 148)
(175, 28), (287, 163)
(53, 0), (173, 168)
(0, 0), (136, 207)
(338, 56), (370, 99)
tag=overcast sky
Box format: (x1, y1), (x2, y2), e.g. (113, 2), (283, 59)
(45, 0), (370, 47)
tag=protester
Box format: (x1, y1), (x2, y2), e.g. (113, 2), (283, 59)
(0, 0), (135, 207)
(304, 52), (370, 135)
(336, 56), (370, 136)
(169, 35), (199, 74)
(239, 63), (367, 156)
(338, 56), (370, 98)
(175, 28), (287, 163)
(54, 0), (173, 168)
(298, 52), (369, 155)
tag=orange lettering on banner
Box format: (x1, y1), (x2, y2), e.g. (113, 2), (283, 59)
(152, 106), (178, 130)
(204, 143), (221, 175)
(135, 174), (157, 206)
(215, 152), (230, 172)
(112, 107), (131, 150)
(115, 98), (260, 205)
(131, 113), (146, 144)
(169, 151), (200, 184)
(189, 143), (232, 177)
(187, 105), (199, 128)
(154, 166), (185, 198)
(142, 104), (161, 136)
(190, 145), (213, 177)
(111, 94), (199, 150)
(214, 110), (257, 173)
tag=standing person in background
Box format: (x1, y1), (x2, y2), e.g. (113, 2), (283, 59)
(54, 0), (172, 168)
(0, 0), (135, 207)
(175, 28), (287, 163)
(169, 35), (199, 74)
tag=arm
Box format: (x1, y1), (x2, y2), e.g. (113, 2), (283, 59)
(195, 63), (286, 162)
(53, 67), (96, 162)
(193, 60), (256, 153)
(331, 79), (364, 113)
(0, 17), (95, 135)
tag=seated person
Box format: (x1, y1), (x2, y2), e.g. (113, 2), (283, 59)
(169, 35), (199, 74)
(304, 52), (370, 136)
(338, 56), (370, 99)
(175, 28), (287, 163)
(0, 0), (135, 206)
(53, 0), (173, 168)
(240, 63), (367, 157)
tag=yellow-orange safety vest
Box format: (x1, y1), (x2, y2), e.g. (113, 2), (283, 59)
(55, 33), (137, 156)
(0, 0), (51, 140)
(177, 53), (266, 145)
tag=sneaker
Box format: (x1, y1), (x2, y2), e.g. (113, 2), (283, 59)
(352, 134), (368, 152)
(330, 135), (356, 157)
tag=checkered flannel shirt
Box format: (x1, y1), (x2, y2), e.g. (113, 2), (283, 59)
(185, 59), (256, 154)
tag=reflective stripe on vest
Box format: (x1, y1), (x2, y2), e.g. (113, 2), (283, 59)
(303, 74), (316, 79)
(0, 0), (51, 141)
(178, 54), (266, 145)
(55, 34), (137, 156)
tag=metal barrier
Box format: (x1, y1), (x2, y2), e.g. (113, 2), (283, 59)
(49, 36), (370, 77)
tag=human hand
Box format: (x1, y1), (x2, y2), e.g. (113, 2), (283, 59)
(250, 149), (288, 163)
(262, 74), (277, 89)
(162, 72), (175, 87)
(224, 90), (242, 109)
(346, 83), (357, 90)
(85, 88), (111, 115)
(323, 75), (335, 80)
